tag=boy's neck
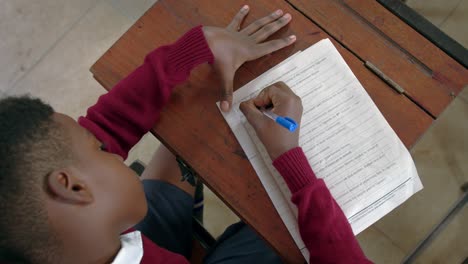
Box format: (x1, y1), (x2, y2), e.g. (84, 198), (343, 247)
(58, 229), (122, 264)
(48, 204), (125, 264)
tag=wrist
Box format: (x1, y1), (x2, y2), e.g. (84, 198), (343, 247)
(201, 26), (216, 53)
(272, 147), (316, 192)
(163, 25), (214, 70)
(268, 143), (299, 161)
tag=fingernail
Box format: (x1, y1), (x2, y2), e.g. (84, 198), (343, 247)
(275, 9), (283, 15)
(283, 13), (291, 19)
(289, 35), (296, 41)
(221, 101), (230, 111)
(242, 5), (249, 10)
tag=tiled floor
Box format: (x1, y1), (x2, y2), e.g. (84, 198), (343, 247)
(1, 0), (466, 262)
(1, 0), (240, 239)
(407, 0), (468, 47)
(361, 87), (468, 263)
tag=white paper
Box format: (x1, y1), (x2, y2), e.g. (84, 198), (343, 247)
(218, 39), (422, 261)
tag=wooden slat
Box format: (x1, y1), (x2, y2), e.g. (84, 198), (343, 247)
(90, 0), (434, 262)
(346, 0), (468, 91)
(376, 0), (468, 68)
(287, 0), (468, 117)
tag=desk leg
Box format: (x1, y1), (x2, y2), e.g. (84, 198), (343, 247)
(402, 182), (468, 263)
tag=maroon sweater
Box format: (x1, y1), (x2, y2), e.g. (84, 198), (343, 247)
(79, 26), (371, 264)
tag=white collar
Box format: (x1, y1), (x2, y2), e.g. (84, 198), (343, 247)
(111, 230), (144, 264)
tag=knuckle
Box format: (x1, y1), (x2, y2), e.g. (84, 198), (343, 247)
(222, 89), (233, 98)
(268, 23), (281, 33)
(285, 96), (296, 105)
(232, 16), (241, 24)
(258, 90), (266, 98)
(294, 94), (301, 101)
(265, 24), (277, 33)
(272, 40), (284, 49)
(295, 95), (302, 105)
(276, 81), (287, 88)
(297, 100), (304, 113)
(239, 101), (246, 110)
(253, 20), (263, 28)
(268, 84), (278, 93)
(292, 94), (303, 109)
(240, 101), (250, 114)
(266, 83), (278, 92)
(279, 16), (289, 24)
(276, 81), (290, 91)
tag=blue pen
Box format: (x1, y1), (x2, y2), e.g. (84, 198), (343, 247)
(261, 109), (298, 132)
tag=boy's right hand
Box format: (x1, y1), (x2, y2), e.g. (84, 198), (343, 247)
(240, 82), (303, 160)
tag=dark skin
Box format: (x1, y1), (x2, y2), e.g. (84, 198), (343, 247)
(42, 6), (295, 264)
(204, 5), (296, 111)
(240, 81), (303, 159)
(47, 113), (144, 264)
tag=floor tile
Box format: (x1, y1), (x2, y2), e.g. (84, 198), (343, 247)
(5, 0), (463, 256)
(106, 0), (158, 22)
(7, 1), (131, 119)
(405, 0), (467, 48)
(357, 226), (406, 263)
(426, 95), (468, 185)
(5, 0), (240, 238)
(125, 133), (161, 166)
(460, 86), (468, 101)
(405, 0), (462, 26)
(373, 94), (468, 253)
(0, 0), (98, 92)
(5, 0), (163, 170)
(414, 203), (467, 264)
(203, 187), (240, 238)
(439, 0), (468, 48)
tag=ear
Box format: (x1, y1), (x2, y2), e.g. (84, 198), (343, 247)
(47, 169), (94, 204)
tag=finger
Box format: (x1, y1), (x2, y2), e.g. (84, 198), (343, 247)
(251, 13), (292, 43)
(273, 81), (292, 91)
(251, 35), (296, 60)
(253, 81), (290, 107)
(253, 87), (275, 107)
(220, 74), (234, 112)
(241, 9), (283, 35)
(227, 5), (250, 31)
(239, 100), (266, 130)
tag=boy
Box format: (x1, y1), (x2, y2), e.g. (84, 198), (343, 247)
(0, 5), (370, 264)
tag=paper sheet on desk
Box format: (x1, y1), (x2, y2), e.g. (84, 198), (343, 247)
(217, 39), (422, 262)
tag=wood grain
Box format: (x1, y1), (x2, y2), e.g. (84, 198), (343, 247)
(287, 0), (468, 117)
(346, 0), (468, 86)
(89, 0), (444, 262)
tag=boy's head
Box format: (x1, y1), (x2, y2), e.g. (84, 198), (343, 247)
(0, 96), (146, 263)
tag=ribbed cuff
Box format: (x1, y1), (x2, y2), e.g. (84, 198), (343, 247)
(273, 147), (317, 193)
(164, 25), (214, 74)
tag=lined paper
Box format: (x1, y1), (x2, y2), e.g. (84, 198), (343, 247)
(218, 39), (422, 261)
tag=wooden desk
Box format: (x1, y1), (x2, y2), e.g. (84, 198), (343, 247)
(91, 0), (467, 262)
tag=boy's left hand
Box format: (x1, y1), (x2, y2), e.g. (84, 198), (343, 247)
(203, 5), (296, 112)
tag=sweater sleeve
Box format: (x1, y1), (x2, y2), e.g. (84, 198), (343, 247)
(78, 26), (214, 159)
(273, 147), (372, 263)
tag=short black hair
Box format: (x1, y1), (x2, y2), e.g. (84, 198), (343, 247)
(0, 96), (72, 263)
